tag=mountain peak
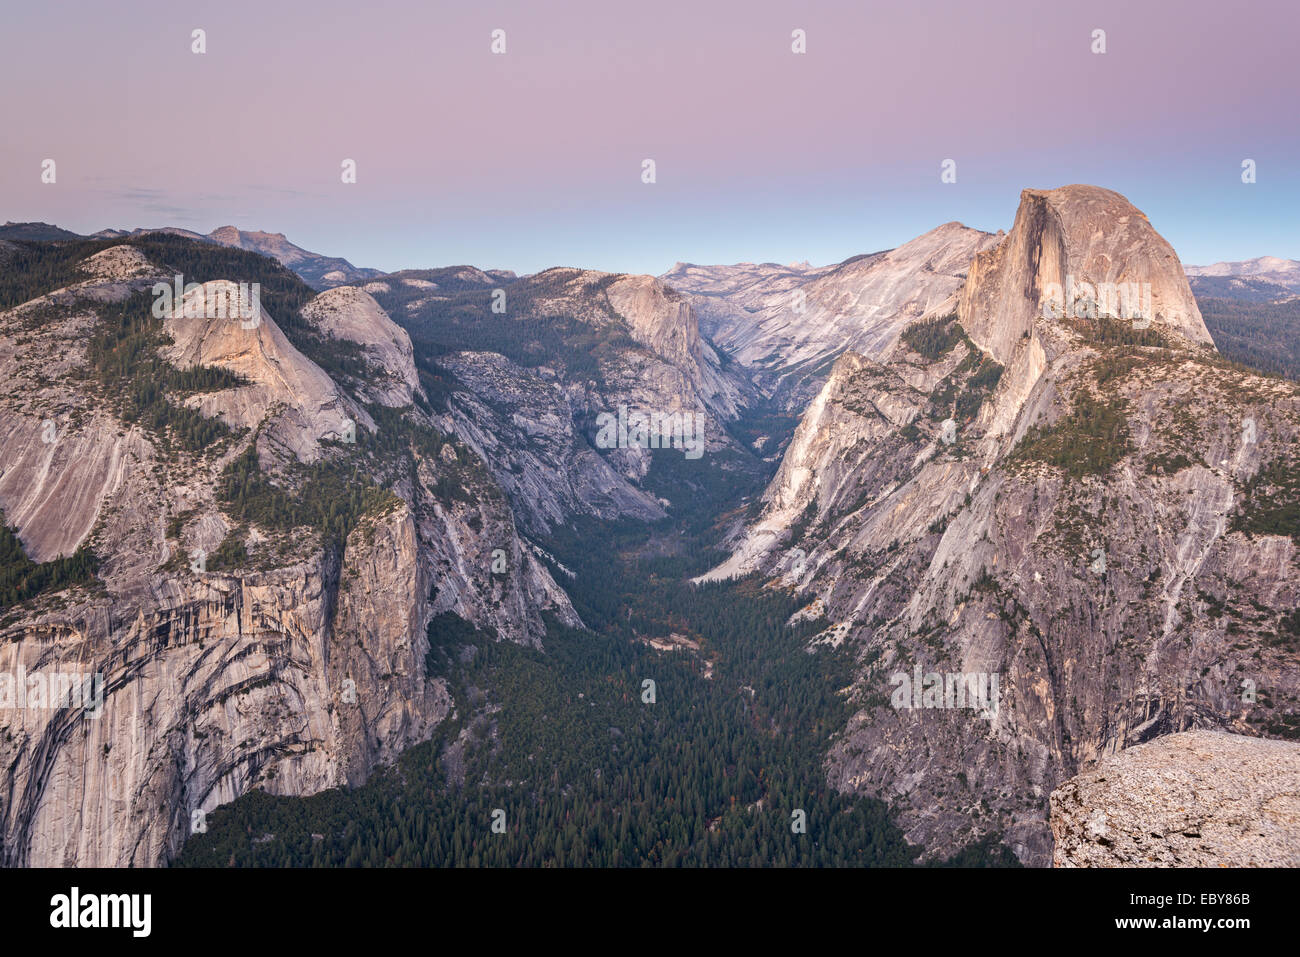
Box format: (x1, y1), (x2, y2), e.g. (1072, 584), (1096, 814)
(200, 226), (379, 288)
(960, 183), (1212, 365)
(211, 226), (287, 242)
(1185, 256), (1300, 295)
(0, 221), (83, 241)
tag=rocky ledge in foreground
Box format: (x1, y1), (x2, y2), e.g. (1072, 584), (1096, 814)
(1050, 731), (1300, 867)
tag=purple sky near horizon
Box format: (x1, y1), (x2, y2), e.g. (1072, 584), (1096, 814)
(2, 0), (1296, 276)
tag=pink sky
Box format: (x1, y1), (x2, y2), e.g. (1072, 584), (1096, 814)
(2, 0), (1296, 273)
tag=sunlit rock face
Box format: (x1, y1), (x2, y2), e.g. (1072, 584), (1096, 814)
(706, 185), (1300, 866)
(959, 185), (1213, 368)
(1051, 731), (1300, 867)
(664, 222), (1003, 409)
(0, 245), (576, 866)
(300, 285), (422, 408)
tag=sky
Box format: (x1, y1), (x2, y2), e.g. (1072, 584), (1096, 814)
(2, 0), (1297, 276)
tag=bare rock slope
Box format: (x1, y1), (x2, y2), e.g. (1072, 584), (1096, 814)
(664, 223), (1002, 407)
(706, 185), (1300, 866)
(359, 265), (763, 535)
(299, 285), (422, 407)
(0, 241), (575, 866)
(1050, 730), (1300, 867)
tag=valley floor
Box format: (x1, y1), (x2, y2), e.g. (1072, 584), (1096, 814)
(176, 431), (1019, 868)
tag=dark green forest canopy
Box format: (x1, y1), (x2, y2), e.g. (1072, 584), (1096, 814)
(0, 235), (313, 314)
(1197, 294), (1300, 382)
(900, 314), (964, 360)
(0, 511), (98, 613)
(178, 498), (1020, 868)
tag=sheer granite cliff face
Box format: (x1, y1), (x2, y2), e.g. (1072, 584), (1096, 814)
(959, 185), (1212, 366)
(1050, 731), (1300, 867)
(506, 267), (752, 424)
(0, 252), (575, 866)
(1, 505), (452, 867)
(706, 185), (1300, 866)
(436, 351), (668, 535)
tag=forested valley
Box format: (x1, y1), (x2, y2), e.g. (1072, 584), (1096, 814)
(177, 438), (1020, 868)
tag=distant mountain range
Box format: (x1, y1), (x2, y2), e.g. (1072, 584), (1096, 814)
(3, 189), (1299, 869)
(0, 221), (382, 289)
(662, 223), (1002, 409)
(1185, 256), (1300, 300)
(7, 218), (1298, 308)
(1186, 255), (1300, 282)
(1177, 257), (1300, 381)
(0, 221), (83, 241)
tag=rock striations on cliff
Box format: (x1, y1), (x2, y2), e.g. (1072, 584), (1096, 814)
(705, 185), (1300, 866)
(664, 223), (1003, 409)
(0, 240), (576, 866)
